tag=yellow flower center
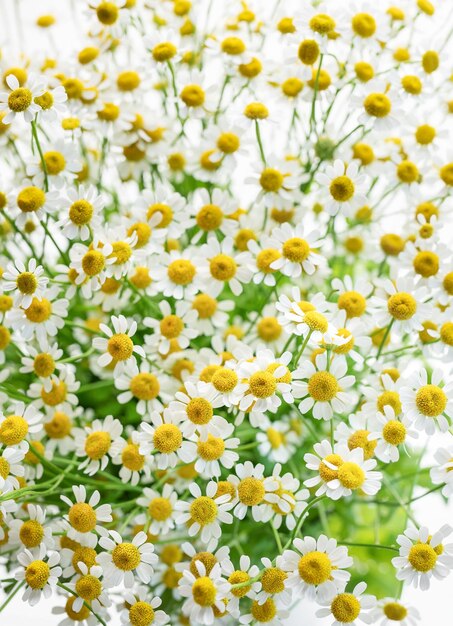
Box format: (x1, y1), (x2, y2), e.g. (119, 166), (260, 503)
(17, 186), (45, 213)
(25, 560), (50, 589)
(413, 251), (439, 277)
(383, 602), (408, 621)
(397, 160), (419, 183)
(43, 151), (65, 175)
(354, 62), (374, 82)
(153, 424), (182, 453)
(192, 293), (217, 319)
(221, 36), (245, 55)
(167, 259), (196, 285)
(111, 241), (132, 265)
(96, 2), (119, 25)
(415, 384), (447, 417)
(72, 547), (97, 573)
(387, 292), (417, 320)
(122, 443), (145, 471)
(261, 567), (287, 593)
(82, 250), (105, 276)
(260, 168), (284, 192)
(309, 13), (336, 34)
(180, 84), (205, 107)
(209, 254), (237, 280)
(0, 325), (10, 350)
(415, 124), (436, 145)
(149, 497), (172, 521)
(84, 431), (111, 460)
(298, 551), (332, 585)
(112, 543), (141, 570)
(282, 237), (310, 262)
(380, 234), (405, 256)
(190, 552), (217, 577)
(337, 291), (366, 318)
(190, 496), (218, 525)
(107, 333), (134, 361)
(408, 543), (437, 571)
(0, 415), (28, 445)
(330, 176), (355, 202)
(239, 57), (262, 78)
(308, 371), (339, 402)
(16, 271), (38, 295)
(377, 391), (401, 415)
(197, 435), (225, 460)
(196, 204), (223, 231)
(383, 420), (406, 445)
(19, 520), (44, 548)
(33, 353), (55, 378)
(75, 574), (102, 601)
(331, 593), (361, 623)
(229, 570), (251, 597)
(44, 411), (72, 439)
(364, 93), (391, 117)
(244, 102), (268, 119)
(348, 430), (376, 459)
(443, 272), (453, 295)
(217, 132), (240, 154)
(211, 367), (238, 392)
(298, 40), (320, 65)
(422, 50), (439, 74)
(257, 317), (282, 342)
(256, 248), (280, 273)
(319, 454), (343, 482)
(352, 12), (376, 37)
(440, 163), (453, 186)
(130, 373), (159, 400)
(249, 371), (277, 398)
(129, 601), (155, 626)
(186, 397), (213, 424)
(117, 71), (140, 91)
(130, 266), (152, 289)
(192, 577), (216, 606)
(401, 75), (422, 95)
(251, 598), (277, 623)
(152, 42), (177, 62)
(304, 311), (328, 332)
(160, 314), (184, 340)
(338, 462), (365, 489)
(69, 200), (93, 226)
(8, 87), (32, 112)
(65, 597), (91, 621)
(69, 502), (97, 533)
(238, 477), (265, 506)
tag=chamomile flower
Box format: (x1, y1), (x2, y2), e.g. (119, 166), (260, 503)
(98, 530), (157, 588)
(153, 248), (203, 300)
(9, 504), (54, 550)
(317, 160), (368, 217)
(74, 414), (124, 476)
(136, 484), (179, 535)
(0, 73), (44, 124)
(269, 223), (325, 277)
(257, 421), (299, 463)
(93, 314), (145, 374)
(200, 235), (253, 297)
(280, 535), (353, 601)
(68, 562), (110, 614)
(120, 588), (169, 626)
(392, 524), (453, 590)
(316, 581), (377, 626)
(276, 289), (333, 340)
(179, 560), (231, 625)
(26, 139), (81, 189)
(228, 461), (279, 522)
(370, 277), (431, 334)
(2, 258), (48, 309)
(431, 443), (453, 498)
(223, 554), (260, 611)
(175, 480), (234, 544)
(56, 185), (104, 240)
(370, 598), (421, 626)
(61, 485), (112, 547)
(138, 412), (195, 470)
(19, 341), (63, 392)
(256, 557), (292, 607)
(144, 300), (199, 356)
(400, 367), (453, 434)
(367, 405), (418, 463)
(0, 401), (43, 451)
(114, 361), (167, 415)
(247, 157), (301, 208)
(13, 184), (62, 228)
(0, 446), (25, 490)
(16, 545), (61, 606)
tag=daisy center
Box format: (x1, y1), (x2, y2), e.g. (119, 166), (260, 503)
(331, 593), (361, 623)
(217, 132), (240, 154)
(260, 168), (284, 192)
(261, 567), (287, 594)
(211, 367), (238, 392)
(298, 551), (332, 585)
(129, 601), (155, 626)
(193, 293), (217, 318)
(72, 547), (97, 573)
(221, 36), (245, 55)
(415, 124), (436, 145)
(310, 13), (336, 34)
(258, 317), (282, 342)
(383, 602), (408, 620)
(348, 430), (376, 459)
(33, 353), (55, 378)
(192, 577), (216, 606)
(149, 497), (172, 521)
(387, 292), (417, 320)
(397, 160), (419, 183)
(249, 371), (277, 398)
(69, 502), (97, 532)
(383, 420), (406, 445)
(238, 477), (265, 506)
(190, 552), (217, 576)
(334, 329), (355, 354)
(16, 271), (38, 295)
(377, 391), (401, 415)
(319, 454), (343, 482)
(415, 384), (447, 417)
(229, 570), (251, 597)
(84, 431), (111, 460)
(43, 151), (65, 175)
(130, 373), (160, 400)
(329, 176), (355, 202)
(282, 237), (310, 262)
(187, 397), (213, 424)
(210, 254), (237, 280)
(251, 598), (277, 622)
(8, 87), (32, 112)
(160, 314), (184, 339)
(338, 462), (365, 489)
(364, 93), (391, 118)
(180, 84), (205, 108)
(107, 333), (134, 361)
(0, 415), (28, 445)
(196, 204), (223, 231)
(256, 248), (280, 273)
(82, 250), (105, 276)
(152, 42), (177, 62)
(298, 40), (320, 65)
(44, 411), (71, 439)
(34, 91), (54, 109)
(167, 259), (196, 285)
(408, 543), (437, 572)
(352, 12), (376, 37)
(66, 597), (90, 621)
(19, 520), (44, 548)
(147, 203), (173, 227)
(122, 444), (144, 471)
(25, 560), (50, 589)
(112, 543), (141, 570)
(190, 496), (218, 525)
(75, 574), (102, 601)
(380, 234), (405, 256)
(69, 200), (93, 226)
(308, 371), (339, 401)
(153, 424), (182, 453)
(96, 2), (119, 24)
(413, 251), (439, 277)
(440, 322), (453, 346)
(244, 102), (268, 119)
(17, 186), (45, 212)
(197, 435), (225, 460)
(304, 311), (328, 332)
(111, 241), (132, 265)
(0, 458), (10, 479)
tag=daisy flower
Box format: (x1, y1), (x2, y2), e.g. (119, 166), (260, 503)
(370, 277), (431, 335)
(26, 139), (81, 189)
(400, 367), (453, 434)
(61, 485), (113, 548)
(268, 223), (325, 277)
(0, 73), (44, 124)
(93, 314), (145, 374)
(68, 562), (111, 613)
(2, 258), (48, 309)
(179, 560), (231, 624)
(0, 401), (43, 451)
(34, 83), (67, 123)
(138, 411), (195, 470)
(316, 581), (377, 626)
(13, 184), (62, 228)
(392, 524), (453, 590)
(276, 289), (333, 340)
(153, 248), (203, 300)
(191, 187), (238, 242)
(317, 159), (368, 217)
(9, 503), (54, 550)
(228, 461), (279, 522)
(0, 446), (25, 490)
(256, 557), (292, 607)
(430, 443), (453, 498)
(257, 421), (299, 463)
(322, 444), (382, 500)
(15, 545), (61, 606)
(294, 352), (355, 420)
(370, 597), (421, 626)
(367, 405), (418, 463)
(144, 300), (199, 356)
(9, 285), (69, 344)
(239, 597), (289, 625)
(191, 427), (240, 479)
(247, 236), (282, 287)
(98, 530), (157, 588)
(69, 239), (116, 296)
(200, 235), (253, 297)
(19, 341), (63, 392)
(120, 588), (169, 626)
(280, 535), (353, 601)
(73, 414), (124, 476)
(136, 484), (179, 536)
(56, 184), (104, 241)
(223, 554), (260, 611)
(112, 433), (151, 486)
(114, 360), (167, 416)
(246, 156), (301, 208)
(137, 184), (193, 239)
(175, 480), (234, 544)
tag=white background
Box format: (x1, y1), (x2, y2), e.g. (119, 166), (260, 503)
(1, 0), (452, 624)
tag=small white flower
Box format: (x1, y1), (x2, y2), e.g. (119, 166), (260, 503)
(98, 530), (157, 588)
(61, 485), (112, 547)
(93, 314), (145, 374)
(15, 544), (61, 606)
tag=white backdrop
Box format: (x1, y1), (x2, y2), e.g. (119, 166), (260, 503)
(0, 1), (452, 624)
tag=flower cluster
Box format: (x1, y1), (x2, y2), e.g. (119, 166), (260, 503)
(0, 0), (452, 624)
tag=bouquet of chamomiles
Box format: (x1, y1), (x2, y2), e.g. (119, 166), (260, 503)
(0, 0), (453, 624)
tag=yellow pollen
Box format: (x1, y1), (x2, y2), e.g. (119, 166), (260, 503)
(197, 435), (225, 460)
(117, 71), (140, 91)
(196, 204), (223, 231)
(217, 132), (240, 154)
(44, 412), (71, 439)
(310, 13), (335, 34)
(69, 502), (97, 533)
(401, 75), (422, 95)
(440, 163), (453, 186)
(0, 415), (28, 445)
(298, 551), (332, 585)
(387, 292), (417, 320)
(298, 39), (319, 65)
(229, 570), (251, 597)
(319, 454), (344, 482)
(153, 423), (182, 453)
(75, 574), (102, 600)
(192, 577), (216, 606)
(282, 237), (310, 262)
(415, 124), (436, 145)
(256, 248), (281, 273)
(160, 314), (184, 339)
(261, 567), (287, 594)
(249, 371), (277, 398)
(348, 430), (376, 459)
(152, 42), (177, 62)
(19, 520), (44, 548)
(330, 176), (355, 202)
(352, 12), (376, 37)
(8, 87), (32, 112)
(69, 200), (93, 226)
(413, 251), (439, 277)
(107, 333), (134, 361)
(221, 36), (245, 55)
(364, 93), (391, 117)
(130, 373), (159, 400)
(192, 293), (217, 319)
(209, 254), (237, 280)
(238, 57), (262, 78)
(25, 560), (50, 589)
(149, 497), (172, 521)
(331, 593), (361, 623)
(304, 311), (328, 332)
(84, 431), (111, 460)
(190, 552), (217, 577)
(260, 168), (284, 192)
(383, 602), (408, 621)
(17, 187), (45, 213)
(25, 297), (52, 323)
(43, 151), (65, 175)
(96, 1), (119, 24)
(257, 316), (282, 342)
(308, 371), (339, 402)
(111, 241), (132, 265)
(129, 601), (155, 626)
(380, 234), (405, 256)
(408, 543), (437, 572)
(82, 250), (105, 276)
(397, 160), (419, 183)
(354, 62), (374, 82)
(383, 420), (406, 445)
(130, 266), (152, 289)
(16, 271), (38, 295)
(160, 544), (182, 565)
(338, 461), (365, 489)
(190, 496), (217, 525)
(422, 50), (439, 74)
(238, 476), (265, 506)
(33, 353), (55, 377)
(72, 547), (97, 573)
(212, 367), (238, 392)
(180, 84), (205, 107)
(112, 543), (141, 570)
(167, 259), (196, 285)
(377, 391), (401, 415)
(186, 397), (213, 424)
(122, 443), (145, 471)
(244, 102), (268, 119)
(251, 598), (277, 622)
(415, 384), (447, 417)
